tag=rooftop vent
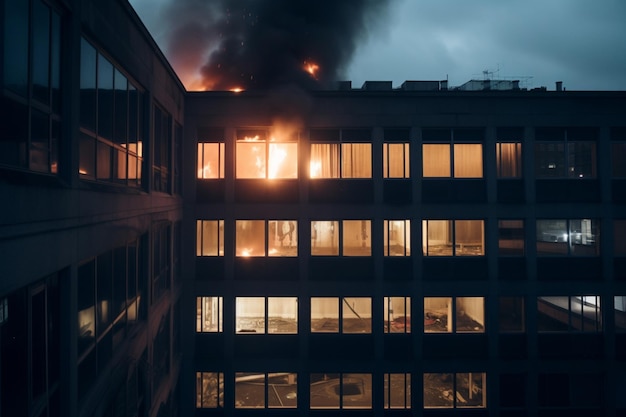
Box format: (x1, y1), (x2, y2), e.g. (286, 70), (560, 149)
(361, 81), (392, 91)
(401, 80), (441, 91)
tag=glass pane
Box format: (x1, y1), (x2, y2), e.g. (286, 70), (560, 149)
(342, 297), (371, 333)
(197, 297), (222, 333)
(236, 220), (265, 256)
(424, 297), (452, 333)
(114, 69), (128, 145)
(79, 133), (95, 177)
(4, 0), (29, 96)
(197, 143), (223, 179)
(268, 373), (298, 408)
(51, 11), (61, 111)
(384, 143), (409, 178)
(269, 142), (297, 178)
(310, 297), (338, 333)
(311, 221), (338, 256)
(268, 297), (298, 334)
(342, 373), (372, 409)
(454, 144), (483, 178)
(537, 296), (570, 331)
(342, 220), (371, 256)
(384, 220), (410, 256)
(616, 220), (626, 256)
(455, 220), (484, 256)
(423, 373), (453, 408)
(30, 110), (50, 172)
(423, 144), (450, 177)
(80, 39), (97, 132)
(569, 219), (599, 256)
(96, 140), (111, 180)
(567, 142), (596, 178)
(235, 373), (265, 408)
(236, 297), (265, 334)
(310, 373), (340, 408)
(77, 261), (96, 357)
(612, 143), (626, 177)
(33, 0), (51, 105)
(423, 220), (453, 256)
(385, 373), (410, 409)
(236, 140), (265, 178)
(456, 297), (485, 332)
(535, 142), (565, 178)
(571, 296), (601, 332)
(497, 142), (522, 178)
(384, 297), (410, 333)
(499, 297), (524, 332)
(310, 143), (339, 178)
(536, 220), (568, 255)
(268, 220), (297, 257)
(615, 296), (626, 332)
(197, 220), (223, 256)
(196, 372), (222, 408)
(97, 55), (114, 140)
(456, 373), (486, 408)
(498, 220), (524, 256)
(341, 143), (371, 178)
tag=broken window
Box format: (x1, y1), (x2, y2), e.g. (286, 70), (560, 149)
(196, 372), (224, 408)
(384, 220), (411, 256)
(384, 373), (411, 409)
(537, 296), (602, 332)
(197, 142), (224, 179)
(384, 297), (411, 333)
(424, 297), (485, 333)
(423, 373), (486, 408)
(383, 143), (410, 178)
(196, 220), (224, 256)
(310, 373), (372, 409)
(536, 219), (599, 256)
(235, 297), (297, 334)
(422, 220), (485, 256)
(196, 296), (223, 333)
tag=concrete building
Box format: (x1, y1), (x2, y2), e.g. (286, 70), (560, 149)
(2, 1), (626, 417)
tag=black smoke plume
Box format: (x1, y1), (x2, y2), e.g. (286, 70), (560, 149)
(163, 0), (391, 90)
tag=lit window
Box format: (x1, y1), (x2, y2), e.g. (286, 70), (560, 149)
(499, 297), (525, 332)
(536, 219), (599, 256)
(384, 373), (411, 409)
(342, 220), (371, 256)
(311, 221), (339, 256)
(424, 373), (486, 408)
(196, 220), (224, 256)
(196, 296), (223, 333)
(422, 220), (485, 256)
(236, 130), (298, 179)
(311, 220), (371, 256)
(423, 144), (483, 178)
(197, 142), (224, 179)
(235, 297), (298, 334)
(310, 373), (372, 409)
(384, 220), (411, 256)
(537, 296), (602, 332)
(235, 297), (265, 334)
(496, 142), (522, 178)
(310, 143), (339, 178)
(498, 220), (524, 256)
(383, 143), (410, 178)
(310, 297), (339, 333)
(268, 220), (297, 257)
(615, 296), (626, 332)
(268, 297), (298, 334)
(234, 372), (298, 409)
(384, 297), (411, 333)
(424, 297), (485, 333)
(310, 297), (371, 333)
(196, 372), (224, 408)
(235, 220), (265, 257)
(309, 143), (371, 178)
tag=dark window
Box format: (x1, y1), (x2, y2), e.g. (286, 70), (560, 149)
(535, 128), (597, 178)
(498, 220), (524, 255)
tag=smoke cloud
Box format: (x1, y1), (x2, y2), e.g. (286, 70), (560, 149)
(162, 0), (392, 90)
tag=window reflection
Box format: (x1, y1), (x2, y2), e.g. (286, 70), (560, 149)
(537, 296), (602, 332)
(615, 296), (626, 332)
(384, 220), (411, 256)
(384, 297), (411, 333)
(536, 219), (599, 256)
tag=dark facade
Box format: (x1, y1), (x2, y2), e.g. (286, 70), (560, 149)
(2, 1), (626, 417)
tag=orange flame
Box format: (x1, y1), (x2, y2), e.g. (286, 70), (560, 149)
(303, 60), (320, 79)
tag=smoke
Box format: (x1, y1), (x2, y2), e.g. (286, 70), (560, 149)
(162, 0), (392, 90)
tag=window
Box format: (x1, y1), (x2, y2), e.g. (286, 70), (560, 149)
(2, 0), (61, 173)
(536, 219), (599, 256)
(384, 297), (411, 333)
(498, 220), (524, 255)
(153, 104), (172, 192)
(197, 142), (224, 178)
(497, 142), (522, 178)
(499, 297), (525, 332)
(235, 297), (298, 334)
(422, 220), (485, 256)
(422, 134), (483, 178)
(424, 297), (485, 333)
(309, 129), (372, 178)
(196, 372), (224, 408)
(310, 373), (372, 409)
(152, 223), (171, 303)
(236, 129), (298, 179)
(196, 297), (223, 333)
(537, 296), (602, 332)
(615, 220), (626, 255)
(310, 297), (372, 333)
(234, 372), (298, 408)
(615, 296), (626, 332)
(612, 143), (626, 177)
(196, 220), (224, 256)
(384, 373), (411, 409)
(383, 143), (410, 178)
(423, 373), (486, 408)
(236, 220), (298, 257)
(311, 220), (371, 256)
(78, 38), (144, 185)
(384, 220), (411, 256)
(534, 128), (597, 178)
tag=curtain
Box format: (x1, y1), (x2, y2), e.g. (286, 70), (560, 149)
(454, 144), (483, 178)
(310, 143), (339, 178)
(423, 144), (450, 177)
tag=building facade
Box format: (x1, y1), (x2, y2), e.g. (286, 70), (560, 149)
(2, 1), (626, 417)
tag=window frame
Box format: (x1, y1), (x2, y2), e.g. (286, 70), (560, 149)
(422, 219), (485, 257)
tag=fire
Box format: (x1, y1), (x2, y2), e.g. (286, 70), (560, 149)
(303, 60), (320, 79)
(230, 87), (244, 93)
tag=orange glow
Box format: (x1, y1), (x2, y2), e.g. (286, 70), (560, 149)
(309, 160), (322, 178)
(303, 60), (320, 79)
(230, 87), (244, 93)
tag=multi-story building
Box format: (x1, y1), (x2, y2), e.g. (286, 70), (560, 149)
(2, 1), (626, 417)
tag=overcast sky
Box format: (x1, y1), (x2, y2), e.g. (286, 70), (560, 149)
(130, 0), (626, 91)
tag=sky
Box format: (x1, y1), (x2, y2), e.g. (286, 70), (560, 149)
(129, 0), (626, 91)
